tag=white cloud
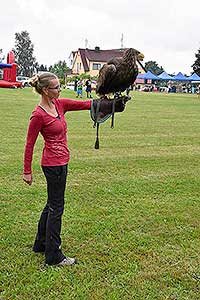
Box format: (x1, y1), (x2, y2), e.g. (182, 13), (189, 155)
(1, 0), (200, 74)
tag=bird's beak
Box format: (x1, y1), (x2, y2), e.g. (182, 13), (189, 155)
(137, 53), (144, 61)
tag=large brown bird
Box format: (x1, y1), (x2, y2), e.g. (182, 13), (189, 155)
(96, 48), (144, 97)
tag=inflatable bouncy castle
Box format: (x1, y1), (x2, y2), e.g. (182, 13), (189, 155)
(0, 51), (22, 88)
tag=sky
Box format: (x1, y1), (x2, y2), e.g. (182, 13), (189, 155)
(1, 0), (200, 75)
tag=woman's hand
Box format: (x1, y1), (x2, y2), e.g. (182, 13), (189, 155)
(23, 173), (32, 186)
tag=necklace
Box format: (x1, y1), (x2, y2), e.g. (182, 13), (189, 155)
(39, 104), (59, 118)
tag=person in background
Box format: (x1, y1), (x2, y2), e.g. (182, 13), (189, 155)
(85, 77), (92, 98)
(126, 85), (132, 96)
(76, 79), (83, 98)
(74, 77), (78, 92)
(191, 86), (195, 94)
(23, 72), (91, 267)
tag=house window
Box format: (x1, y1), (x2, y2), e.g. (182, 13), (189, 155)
(93, 63), (101, 70)
(77, 62), (81, 72)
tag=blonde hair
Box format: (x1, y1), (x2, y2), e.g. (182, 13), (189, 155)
(29, 72), (58, 94)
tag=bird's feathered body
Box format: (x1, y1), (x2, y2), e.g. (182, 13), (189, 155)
(96, 48), (144, 96)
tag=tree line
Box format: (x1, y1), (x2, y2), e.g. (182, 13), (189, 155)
(1, 30), (200, 80)
(1, 31), (70, 82)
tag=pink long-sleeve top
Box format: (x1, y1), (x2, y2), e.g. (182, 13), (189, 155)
(24, 98), (91, 174)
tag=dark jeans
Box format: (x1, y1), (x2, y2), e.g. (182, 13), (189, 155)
(33, 165), (68, 265)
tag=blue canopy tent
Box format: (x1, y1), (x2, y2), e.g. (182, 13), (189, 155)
(187, 73), (200, 81)
(173, 72), (189, 81)
(0, 63), (12, 68)
(137, 71), (160, 80)
(158, 71), (174, 80)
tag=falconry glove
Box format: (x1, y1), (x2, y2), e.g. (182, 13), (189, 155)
(90, 95), (130, 149)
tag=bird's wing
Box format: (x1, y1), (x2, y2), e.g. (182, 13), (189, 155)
(96, 64), (117, 94)
(107, 57), (122, 66)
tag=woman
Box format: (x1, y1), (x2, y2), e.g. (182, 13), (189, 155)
(23, 72), (91, 267)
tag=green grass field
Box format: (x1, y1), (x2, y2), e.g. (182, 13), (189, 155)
(1, 88), (200, 299)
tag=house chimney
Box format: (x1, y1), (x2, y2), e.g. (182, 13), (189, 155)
(95, 46), (100, 52)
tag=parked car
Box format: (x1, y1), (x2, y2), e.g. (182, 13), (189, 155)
(91, 80), (97, 90)
(65, 80), (96, 91)
(65, 82), (75, 90)
(16, 76), (31, 87)
(141, 85), (152, 92)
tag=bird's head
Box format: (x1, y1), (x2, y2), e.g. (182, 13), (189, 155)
(124, 48), (144, 63)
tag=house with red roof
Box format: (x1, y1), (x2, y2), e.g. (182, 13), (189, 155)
(70, 46), (145, 77)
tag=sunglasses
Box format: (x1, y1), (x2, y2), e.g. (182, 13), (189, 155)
(48, 85), (61, 90)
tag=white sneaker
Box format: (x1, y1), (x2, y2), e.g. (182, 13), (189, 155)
(56, 257), (76, 267)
